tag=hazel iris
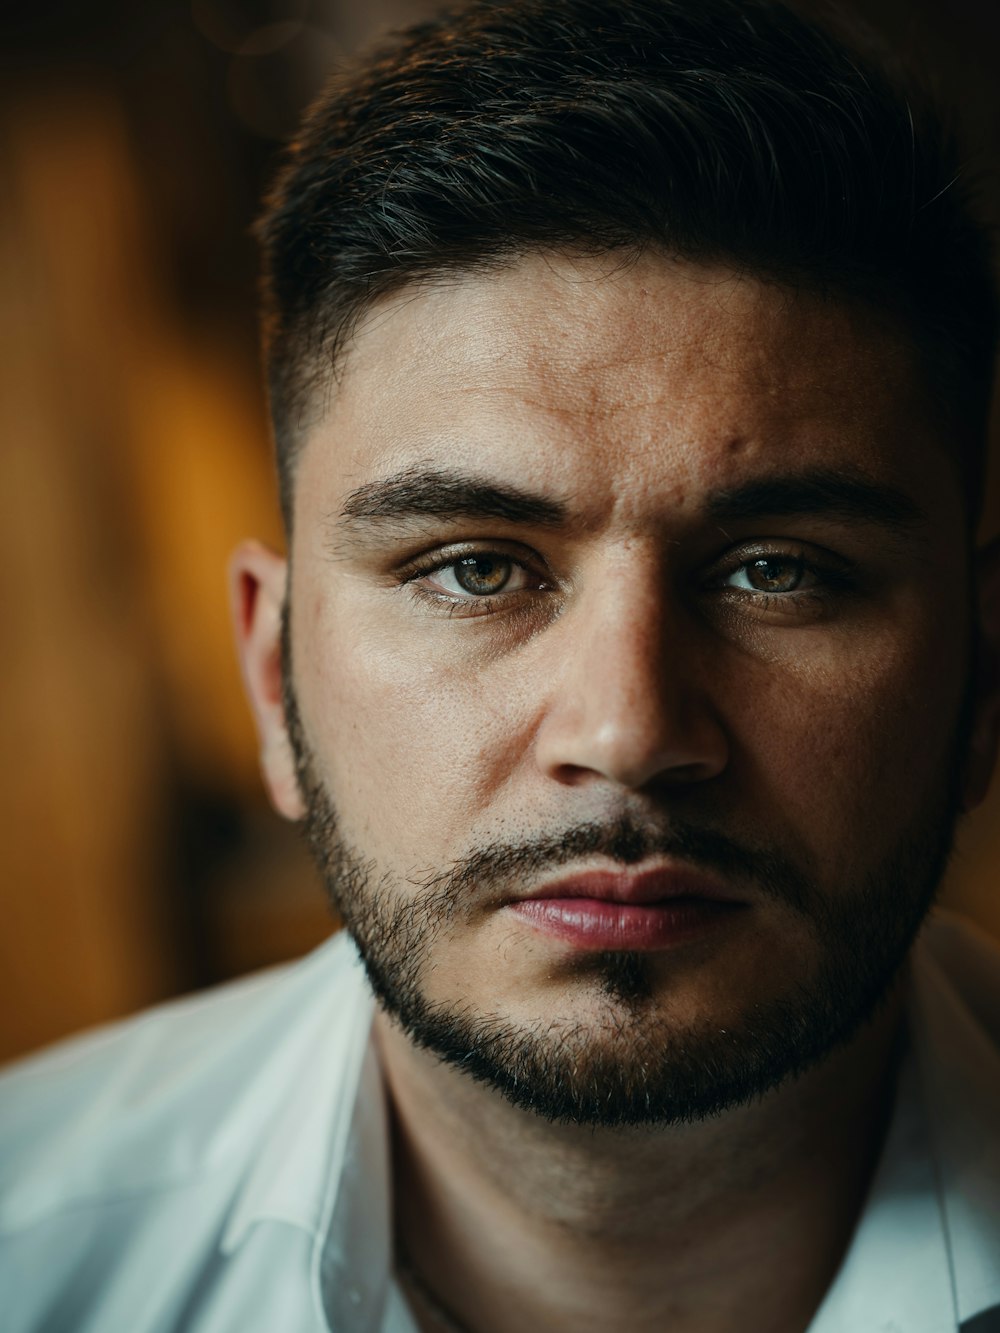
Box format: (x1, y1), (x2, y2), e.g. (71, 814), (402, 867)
(746, 558), (803, 593)
(453, 555), (513, 595)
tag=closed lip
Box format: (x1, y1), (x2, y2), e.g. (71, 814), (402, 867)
(514, 866), (746, 907)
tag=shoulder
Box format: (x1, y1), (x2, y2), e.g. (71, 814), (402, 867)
(0, 929), (370, 1237)
(0, 930), (378, 1332)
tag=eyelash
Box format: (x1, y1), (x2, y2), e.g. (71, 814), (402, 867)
(400, 545), (856, 617)
(710, 547), (857, 606)
(402, 549), (549, 616)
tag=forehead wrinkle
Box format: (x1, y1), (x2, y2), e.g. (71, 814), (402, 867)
(434, 322), (877, 430)
(443, 348), (750, 431)
(347, 260), (886, 437)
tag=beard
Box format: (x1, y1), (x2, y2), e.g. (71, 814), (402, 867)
(280, 607), (968, 1128)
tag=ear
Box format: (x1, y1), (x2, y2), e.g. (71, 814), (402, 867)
(962, 536), (1000, 811)
(228, 540), (305, 821)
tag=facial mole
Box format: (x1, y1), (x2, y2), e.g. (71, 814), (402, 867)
(726, 436), (748, 455)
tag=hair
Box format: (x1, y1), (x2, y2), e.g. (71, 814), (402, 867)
(257, 0), (996, 531)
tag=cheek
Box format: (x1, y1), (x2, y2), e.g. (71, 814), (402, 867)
(300, 600), (531, 859)
(729, 615), (967, 872)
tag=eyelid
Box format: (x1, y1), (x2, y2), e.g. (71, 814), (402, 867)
(399, 540), (548, 582)
(706, 538), (852, 579)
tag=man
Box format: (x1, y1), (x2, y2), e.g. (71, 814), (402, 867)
(3, 0), (1000, 1329)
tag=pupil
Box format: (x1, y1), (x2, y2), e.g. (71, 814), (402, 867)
(750, 558), (800, 592)
(455, 556), (510, 595)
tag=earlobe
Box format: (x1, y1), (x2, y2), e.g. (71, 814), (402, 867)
(228, 540), (306, 821)
(962, 537), (1000, 811)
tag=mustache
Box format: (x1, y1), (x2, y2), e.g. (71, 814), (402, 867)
(409, 813), (812, 919)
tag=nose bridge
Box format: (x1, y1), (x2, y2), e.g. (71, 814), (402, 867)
(588, 564), (670, 713)
(535, 550), (728, 790)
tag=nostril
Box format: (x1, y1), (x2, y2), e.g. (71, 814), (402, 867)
(537, 707), (729, 792)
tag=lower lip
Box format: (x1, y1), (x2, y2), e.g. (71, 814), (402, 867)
(508, 897), (747, 951)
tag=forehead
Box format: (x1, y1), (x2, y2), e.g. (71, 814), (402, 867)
(298, 251), (959, 527)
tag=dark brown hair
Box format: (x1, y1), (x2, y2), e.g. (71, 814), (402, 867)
(258, 0), (996, 529)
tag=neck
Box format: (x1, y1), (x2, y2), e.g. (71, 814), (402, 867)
(375, 994), (904, 1333)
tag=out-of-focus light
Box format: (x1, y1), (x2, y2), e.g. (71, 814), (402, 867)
(192, 0), (309, 54)
(236, 22), (304, 56)
(226, 24), (343, 141)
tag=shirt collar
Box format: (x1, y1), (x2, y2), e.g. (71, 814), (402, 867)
(319, 1038), (393, 1333)
(806, 1039), (956, 1333)
(910, 916), (1000, 1328)
(220, 933), (378, 1255)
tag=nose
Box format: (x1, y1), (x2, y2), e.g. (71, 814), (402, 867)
(533, 568), (729, 792)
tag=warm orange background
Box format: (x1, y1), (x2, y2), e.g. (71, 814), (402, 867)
(1, 0), (999, 1064)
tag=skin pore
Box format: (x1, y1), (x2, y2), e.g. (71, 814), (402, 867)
(232, 252), (1000, 1333)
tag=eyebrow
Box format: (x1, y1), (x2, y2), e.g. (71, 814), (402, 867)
(705, 469), (927, 533)
(334, 463), (927, 541)
(338, 467), (569, 530)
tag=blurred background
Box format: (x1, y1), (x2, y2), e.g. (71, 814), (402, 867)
(1, 0), (999, 1065)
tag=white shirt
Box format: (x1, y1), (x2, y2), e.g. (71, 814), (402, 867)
(2, 910), (999, 1333)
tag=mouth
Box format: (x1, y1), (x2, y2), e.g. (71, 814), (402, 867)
(505, 866), (749, 951)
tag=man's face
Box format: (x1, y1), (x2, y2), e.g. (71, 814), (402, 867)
(257, 253), (978, 1123)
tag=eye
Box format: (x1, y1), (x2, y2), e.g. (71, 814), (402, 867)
(725, 556), (808, 595)
(420, 553), (534, 599)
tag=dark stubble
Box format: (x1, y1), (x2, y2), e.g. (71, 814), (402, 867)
(281, 607), (967, 1127)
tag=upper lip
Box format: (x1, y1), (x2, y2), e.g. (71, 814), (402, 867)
(518, 865), (745, 906)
